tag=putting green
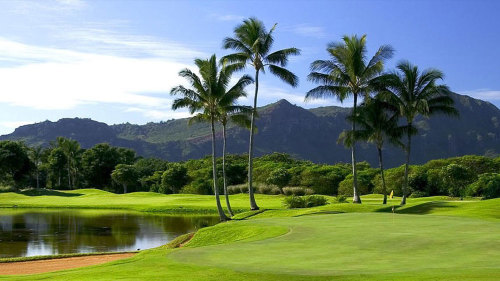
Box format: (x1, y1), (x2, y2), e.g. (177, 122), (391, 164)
(171, 213), (500, 276)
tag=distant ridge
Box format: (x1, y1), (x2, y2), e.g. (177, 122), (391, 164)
(1, 93), (499, 167)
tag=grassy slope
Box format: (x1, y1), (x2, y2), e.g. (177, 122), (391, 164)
(0, 190), (499, 280)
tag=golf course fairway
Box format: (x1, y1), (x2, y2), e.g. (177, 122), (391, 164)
(1, 202), (499, 280)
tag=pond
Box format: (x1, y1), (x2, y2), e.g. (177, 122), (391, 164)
(0, 209), (218, 258)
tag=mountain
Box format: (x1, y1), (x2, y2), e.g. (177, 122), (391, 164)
(1, 93), (499, 168)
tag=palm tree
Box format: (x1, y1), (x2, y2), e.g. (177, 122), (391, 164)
(219, 108), (251, 217)
(57, 137), (80, 189)
(171, 54), (253, 221)
(376, 61), (458, 205)
(222, 17), (300, 210)
(340, 97), (406, 204)
(29, 146), (43, 189)
(306, 34), (393, 203)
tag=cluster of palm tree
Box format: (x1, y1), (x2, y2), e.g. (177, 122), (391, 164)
(307, 35), (458, 205)
(171, 18), (458, 221)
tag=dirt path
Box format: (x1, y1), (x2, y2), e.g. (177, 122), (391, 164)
(0, 253), (136, 275)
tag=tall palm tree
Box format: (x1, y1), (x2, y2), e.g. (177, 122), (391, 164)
(29, 146), (43, 189)
(57, 137), (80, 189)
(306, 34), (393, 203)
(219, 109), (251, 217)
(376, 61), (458, 205)
(340, 97), (407, 204)
(171, 54), (253, 221)
(222, 17), (300, 210)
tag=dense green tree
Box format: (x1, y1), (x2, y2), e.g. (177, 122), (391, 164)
(466, 173), (500, 199)
(267, 168), (291, 194)
(171, 54), (252, 221)
(0, 141), (32, 187)
(440, 164), (474, 198)
(222, 17), (300, 210)
(306, 34), (393, 203)
(161, 163), (189, 194)
(376, 61), (458, 204)
(111, 164), (138, 193)
(81, 143), (136, 189)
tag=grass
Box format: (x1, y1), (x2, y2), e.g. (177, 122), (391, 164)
(0, 189), (498, 280)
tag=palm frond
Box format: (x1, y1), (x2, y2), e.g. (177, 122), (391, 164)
(268, 64), (299, 87)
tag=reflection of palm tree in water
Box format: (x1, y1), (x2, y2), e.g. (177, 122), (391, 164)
(0, 211), (218, 258)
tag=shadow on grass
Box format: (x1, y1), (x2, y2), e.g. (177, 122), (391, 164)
(376, 201), (457, 215)
(17, 189), (83, 197)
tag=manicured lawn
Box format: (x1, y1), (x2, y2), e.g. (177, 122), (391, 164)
(0, 190), (498, 280)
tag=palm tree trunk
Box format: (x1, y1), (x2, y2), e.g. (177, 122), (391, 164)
(67, 165), (71, 189)
(36, 168), (40, 189)
(378, 146), (387, 204)
(211, 117), (229, 221)
(247, 69), (260, 210)
(401, 123), (411, 205)
(222, 124), (234, 217)
(352, 94), (361, 204)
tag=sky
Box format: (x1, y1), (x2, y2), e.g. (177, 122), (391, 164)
(0, 0), (499, 135)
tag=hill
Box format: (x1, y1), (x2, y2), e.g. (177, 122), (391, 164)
(1, 92), (499, 167)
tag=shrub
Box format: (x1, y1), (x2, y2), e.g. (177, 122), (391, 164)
(373, 165), (406, 196)
(440, 164), (475, 197)
(334, 195), (347, 203)
(409, 190), (428, 198)
(256, 183), (281, 195)
(227, 184), (246, 194)
(305, 195), (328, 207)
(283, 195), (328, 209)
(266, 168), (291, 193)
(181, 179), (212, 195)
(282, 186), (313, 196)
(466, 173), (500, 199)
(338, 169), (377, 196)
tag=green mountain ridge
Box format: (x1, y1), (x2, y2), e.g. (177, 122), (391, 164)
(1, 92), (498, 168)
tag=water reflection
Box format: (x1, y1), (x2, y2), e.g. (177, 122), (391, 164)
(0, 209), (218, 258)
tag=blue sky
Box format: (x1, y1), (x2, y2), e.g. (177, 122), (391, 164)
(0, 0), (499, 135)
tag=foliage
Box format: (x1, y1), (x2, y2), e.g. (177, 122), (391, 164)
(439, 164), (475, 197)
(266, 168), (291, 193)
(283, 195), (328, 208)
(161, 163), (189, 194)
(466, 173), (500, 199)
(338, 168), (378, 196)
(111, 164), (138, 193)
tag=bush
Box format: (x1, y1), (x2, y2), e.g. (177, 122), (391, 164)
(266, 168), (291, 193)
(227, 184), (247, 194)
(373, 165), (405, 196)
(334, 195), (347, 203)
(440, 164), (475, 197)
(409, 190), (428, 198)
(181, 179), (212, 195)
(283, 195), (328, 209)
(161, 163), (189, 194)
(256, 183), (281, 195)
(283, 186), (313, 196)
(466, 173), (500, 199)
(338, 169), (377, 196)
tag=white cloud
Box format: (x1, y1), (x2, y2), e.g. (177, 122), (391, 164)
(237, 84), (335, 108)
(462, 89), (500, 101)
(0, 121), (35, 129)
(285, 24), (326, 39)
(210, 14), (245, 22)
(0, 37), (196, 112)
(125, 107), (191, 120)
